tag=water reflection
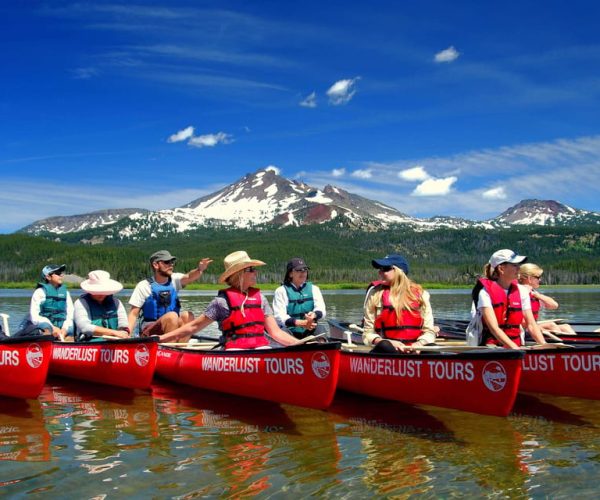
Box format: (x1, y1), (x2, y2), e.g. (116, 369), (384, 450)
(0, 397), (50, 462)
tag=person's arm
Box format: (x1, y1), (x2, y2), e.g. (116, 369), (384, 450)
(128, 306), (141, 334)
(272, 286), (291, 326)
(415, 291), (436, 346)
(532, 290), (559, 310)
(61, 292), (74, 334)
(523, 309), (546, 345)
(29, 288), (50, 325)
(362, 288), (384, 346)
(180, 258), (213, 287)
(264, 316), (299, 346)
(310, 285), (326, 320)
(159, 314), (214, 343)
(73, 299), (95, 337)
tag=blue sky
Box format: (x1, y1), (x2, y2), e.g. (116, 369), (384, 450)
(2, 0), (600, 233)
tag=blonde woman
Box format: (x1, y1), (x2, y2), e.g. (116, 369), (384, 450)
(518, 263), (576, 335)
(363, 254), (437, 352)
(160, 251), (299, 349)
(471, 249), (546, 349)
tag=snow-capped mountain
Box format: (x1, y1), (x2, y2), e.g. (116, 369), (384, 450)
(488, 199), (600, 227)
(18, 169), (600, 240)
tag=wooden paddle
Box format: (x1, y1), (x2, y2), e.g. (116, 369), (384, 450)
(0, 313), (10, 336)
(295, 332), (328, 345)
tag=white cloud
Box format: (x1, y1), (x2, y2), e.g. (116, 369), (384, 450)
(482, 186), (507, 199)
(264, 165), (281, 175)
(300, 91), (317, 108)
(399, 165), (429, 182)
(351, 168), (372, 179)
(167, 126), (195, 143)
(332, 168), (345, 177)
(188, 132), (233, 148)
(72, 67), (99, 79)
(434, 46), (460, 63)
(327, 77), (359, 105)
(413, 176), (457, 196)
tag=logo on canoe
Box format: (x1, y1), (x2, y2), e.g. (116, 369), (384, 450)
(311, 352), (331, 379)
(26, 343), (44, 369)
(482, 361), (507, 392)
(135, 344), (150, 367)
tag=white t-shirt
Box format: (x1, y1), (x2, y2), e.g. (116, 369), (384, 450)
(475, 283), (532, 312)
(128, 273), (185, 309)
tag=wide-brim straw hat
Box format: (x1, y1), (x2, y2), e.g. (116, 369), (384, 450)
(218, 251), (266, 283)
(80, 270), (123, 295)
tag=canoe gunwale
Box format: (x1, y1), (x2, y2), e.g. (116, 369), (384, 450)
(1, 335), (54, 345)
(159, 341), (341, 356)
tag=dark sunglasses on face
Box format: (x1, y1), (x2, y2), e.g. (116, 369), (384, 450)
(50, 272), (64, 277)
(244, 267), (257, 273)
(159, 260), (176, 266)
(378, 266), (393, 272)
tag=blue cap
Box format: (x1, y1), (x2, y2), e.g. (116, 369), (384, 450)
(371, 254), (409, 275)
(41, 264), (66, 281)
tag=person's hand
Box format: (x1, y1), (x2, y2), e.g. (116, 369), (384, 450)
(52, 326), (65, 341)
(197, 258), (213, 272)
(389, 339), (407, 352)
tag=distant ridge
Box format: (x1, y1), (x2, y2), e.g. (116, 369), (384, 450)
(18, 168), (600, 241)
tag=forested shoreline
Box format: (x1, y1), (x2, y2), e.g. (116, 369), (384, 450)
(2, 223), (599, 286)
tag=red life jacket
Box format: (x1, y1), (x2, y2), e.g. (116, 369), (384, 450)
(219, 287), (269, 349)
(530, 292), (541, 320)
(374, 286), (424, 343)
(477, 278), (524, 346)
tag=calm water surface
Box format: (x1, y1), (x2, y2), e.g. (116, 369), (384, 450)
(1, 289), (599, 498)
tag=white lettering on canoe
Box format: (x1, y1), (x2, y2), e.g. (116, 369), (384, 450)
(560, 354), (600, 372)
(349, 357), (423, 377)
(522, 354), (556, 371)
(100, 349), (129, 364)
(53, 347), (98, 363)
(0, 350), (19, 366)
(264, 357), (304, 375)
(427, 361), (475, 382)
(201, 356), (260, 373)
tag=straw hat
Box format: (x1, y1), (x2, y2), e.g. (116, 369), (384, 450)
(218, 251), (266, 284)
(80, 270), (123, 295)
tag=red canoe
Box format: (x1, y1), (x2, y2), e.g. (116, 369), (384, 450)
(50, 337), (158, 389)
(338, 348), (524, 416)
(520, 344), (600, 399)
(0, 335), (53, 399)
(155, 343), (341, 409)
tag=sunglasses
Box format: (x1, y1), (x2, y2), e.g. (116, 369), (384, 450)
(50, 272), (64, 277)
(378, 266), (394, 272)
(293, 268), (308, 272)
(159, 260), (176, 266)
(244, 267), (257, 273)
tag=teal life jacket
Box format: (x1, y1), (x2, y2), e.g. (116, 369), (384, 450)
(284, 282), (315, 336)
(37, 282), (68, 328)
(81, 293), (119, 329)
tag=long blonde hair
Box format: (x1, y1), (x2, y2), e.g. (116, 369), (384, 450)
(387, 266), (424, 321)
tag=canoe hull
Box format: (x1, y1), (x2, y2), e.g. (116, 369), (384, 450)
(339, 349), (524, 416)
(156, 343), (341, 409)
(520, 345), (600, 399)
(0, 335), (53, 399)
(50, 338), (158, 389)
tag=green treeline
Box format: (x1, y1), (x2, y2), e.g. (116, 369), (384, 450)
(1, 223), (600, 286)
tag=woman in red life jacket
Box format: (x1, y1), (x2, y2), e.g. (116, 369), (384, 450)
(363, 254), (437, 353)
(472, 249), (546, 349)
(160, 251), (299, 349)
(518, 263), (576, 335)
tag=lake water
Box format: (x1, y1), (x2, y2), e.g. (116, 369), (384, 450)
(1, 288), (600, 498)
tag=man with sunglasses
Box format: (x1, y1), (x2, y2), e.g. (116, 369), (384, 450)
(128, 250), (212, 340)
(19, 264), (73, 340)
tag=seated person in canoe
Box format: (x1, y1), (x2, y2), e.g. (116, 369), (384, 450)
(518, 263), (576, 336)
(160, 251), (300, 349)
(471, 249), (546, 349)
(74, 270), (130, 341)
(18, 264), (74, 341)
(273, 257), (327, 339)
(363, 254), (437, 352)
(128, 250), (213, 340)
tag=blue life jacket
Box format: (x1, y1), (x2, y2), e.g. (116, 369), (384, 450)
(141, 278), (180, 321)
(37, 282), (68, 328)
(284, 282), (315, 336)
(78, 294), (119, 341)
